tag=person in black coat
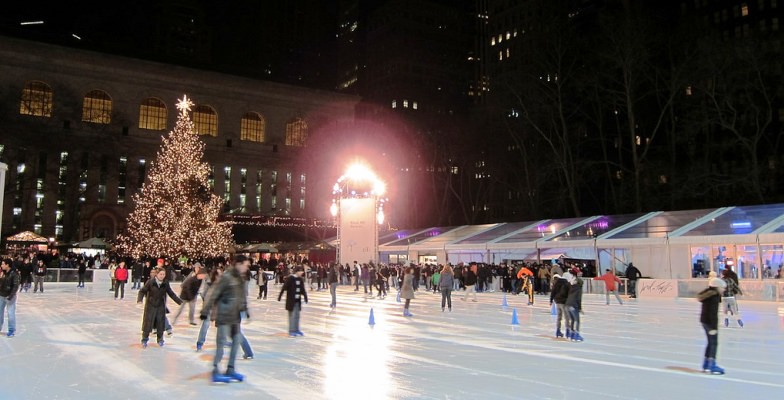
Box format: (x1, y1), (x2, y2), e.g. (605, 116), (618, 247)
(131, 261), (143, 289)
(698, 275), (726, 374)
(625, 263), (642, 298)
(77, 260), (87, 288)
(137, 268), (182, 347)
(550, 273), (570, 338)
(278, 266), (308, 336)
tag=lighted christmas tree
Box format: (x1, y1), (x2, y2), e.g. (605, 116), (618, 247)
(116, 95), (234, 259)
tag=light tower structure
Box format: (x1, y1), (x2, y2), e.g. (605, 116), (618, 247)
(330, 163), (387, 266)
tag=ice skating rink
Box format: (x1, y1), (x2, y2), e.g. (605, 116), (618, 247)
(1, 283), (783, 400)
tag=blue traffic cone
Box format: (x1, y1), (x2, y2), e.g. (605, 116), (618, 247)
(551, 303), (557, 315)
(501, 293), (509, 310)
(396, 291), (401, 303)
(368, 308), (376, 326)
(511, 308), (520, 325)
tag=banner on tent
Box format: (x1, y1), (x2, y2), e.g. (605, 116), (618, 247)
(637, 279), (677, 298)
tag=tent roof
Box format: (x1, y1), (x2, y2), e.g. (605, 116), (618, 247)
(74, 237), (109, 249)
(6, 231), (48, 243)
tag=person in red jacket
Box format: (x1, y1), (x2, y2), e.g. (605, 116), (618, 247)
(516, 265), (535, 305)
(594, 269), (623, 305)
(114, 261), (129, 300)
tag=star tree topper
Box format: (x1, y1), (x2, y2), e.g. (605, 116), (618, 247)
(176, 95), (194, 114)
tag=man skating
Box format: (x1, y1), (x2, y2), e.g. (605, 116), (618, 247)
(0, 259), (21, 337)
(200, 256), (250, 384)
(33, 259), (47, 293)
(594, 269), (623, 305)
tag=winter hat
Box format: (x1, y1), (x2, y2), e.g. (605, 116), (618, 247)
(708, 271), (717, 278)
(709, 278), (727, 289)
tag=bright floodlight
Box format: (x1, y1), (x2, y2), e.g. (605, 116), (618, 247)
(330, 202), (338, 217)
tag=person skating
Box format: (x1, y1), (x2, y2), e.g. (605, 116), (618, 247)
(196, 267), (222, 351)
(137, 268), (182, 348)
(400, 267), (416, 317)
(625, 263), (642, 298)
(516, 265), (535, 305)
(278, 265), (308, 337)
(173, 263), (204, 325)
(550, 273), (569, 338)
(721, 268), (743, 328)
(108, 260), (117, 292)
(594, 269), (623, 305)
(438, 264), (454, 312)
(256, 266), (269, 300)
(565, 268), (584, 341)
(698, 274), (726, 374)
(376, 268), (387, 299)
(431, 268), (441, 294)
(77, 260), (87, 288)
(461, 264), (478, 302)
(18, 257), (32, 293)
(114, 261), (129, 299)
(200, 256), (251, 384)
(131, 261), (143, 289)
(328, 263), (338, 308)
(0, 259), (21, 337)
(31, 259), (46, 294)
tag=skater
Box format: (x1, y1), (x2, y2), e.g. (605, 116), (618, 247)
(77, 260), (87, 288)
(256, 266), (269, 300)
(721, 269), (743, 328)
(376, 268), (387, 298)
(550, 273), (569, 338)
(278, 265), (308, 337)
(400, 267), (415, 317)
(328, 263), (338, 308)
(200, 256), (251, 383)
(0, 259), (21, 337)
(516, 265), (534, 305)
(33, 259), (47, 293)
(698, 274), (726, 374)
(565, 269), (584, 341)
(131, 261), (143, 289)
(431, 267), (441, 294)
(438, 264), (454, 312)
(594, 269), (623, 305)
(114, 261), (129, 300)
(196, 267), (223, 351)
(625, 263), (641, 298)
(18, 257), (32, 292)
(173, 263), (204, 325)
(461, 264), (478, 302)
(109, 260), (117, 292)
(137, 268), (182, 348)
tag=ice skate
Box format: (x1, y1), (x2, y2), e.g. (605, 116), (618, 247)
(572, 332), (584, 342)
(738, 319), (744, 328)
(724, 318), (729, 328)
(706, 359), (725, 375)
(211, 371), (231, 384)
(141, 339), (148, 348)
(556, 329), (564, 338)
(225, 370), (245, 382)
(158, 341), (165, 347)
(196, 343), (203, 352)
(6, 330), (15, 338)
(702, 358), (710, 372)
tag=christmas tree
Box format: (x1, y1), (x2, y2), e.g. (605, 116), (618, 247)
(117, 95), (234, 259)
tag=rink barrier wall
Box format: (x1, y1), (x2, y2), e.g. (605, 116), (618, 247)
(634, 278), (783, 302)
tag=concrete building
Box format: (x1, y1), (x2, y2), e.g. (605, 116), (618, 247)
(0, 36), (359, 243)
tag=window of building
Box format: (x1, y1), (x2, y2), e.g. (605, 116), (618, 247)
(239, 168), (247, 208)
(34, 153), (47, 233)
(773, 17), (780, 31)
(223, 166), (232, 211)
(413, 101), (418, 110)
(403, 100), (409, 108)
(20, 81), (53, 117)
(240, 112), (265, 142)
(741, 3), (750, 16)
(139, 98), (167, 130)
(392, 100), (397, 108)
(82, 90), (112, 124)
(271, 170), (277, 210)
(78, 155), (88, 203)
(773, 0), (778, 8)
(285, 118), (308, 147)
(56, 152), (67, 238)
(255, 170), (263, 210)
(193, 105), (218, 136)
(118, 157), (127, 205)
(686, 86), (693, 96)
(98, 156), (108, 203)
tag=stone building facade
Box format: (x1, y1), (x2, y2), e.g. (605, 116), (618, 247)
(0, 36), (359, 243)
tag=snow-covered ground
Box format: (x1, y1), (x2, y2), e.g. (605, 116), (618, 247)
(1, 282), (782, 399)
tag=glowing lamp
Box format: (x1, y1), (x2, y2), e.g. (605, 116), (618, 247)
(330, 202), (338, 217)
(377, 210), (385, 225)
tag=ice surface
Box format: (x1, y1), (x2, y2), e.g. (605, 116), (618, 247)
(1, 283), (783, 399)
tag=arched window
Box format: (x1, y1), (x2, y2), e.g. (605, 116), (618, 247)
(19, 81), (53, 117)
(82, 90), (112, 124)
(193, 105), (218, 136)
(240, 112), (265, 142)
(285, 118), (308, 147)
(138, 98), (167, 130)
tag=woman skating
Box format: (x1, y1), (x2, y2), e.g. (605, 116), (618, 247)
(400, 267), (415, 317)
(698, 275), (726, 374)
(438, 265), (454, 312)
(565, 268), (584, 341)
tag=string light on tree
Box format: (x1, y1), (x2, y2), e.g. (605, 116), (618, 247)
(116, 95), (234, 259)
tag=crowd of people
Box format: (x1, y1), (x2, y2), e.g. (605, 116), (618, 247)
(0, 251), (749, 380)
